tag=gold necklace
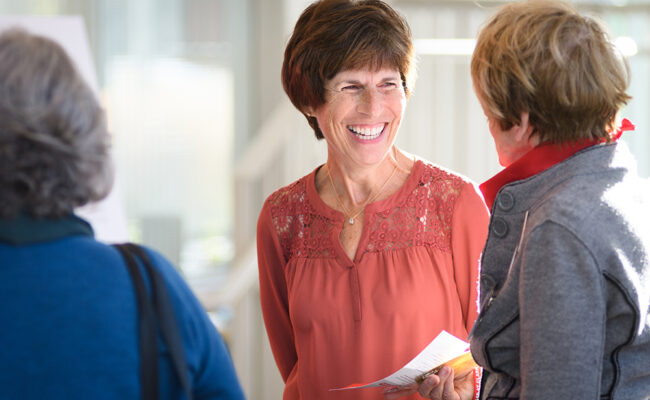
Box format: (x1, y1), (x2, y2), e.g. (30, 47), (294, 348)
(326, 163), (398, 225)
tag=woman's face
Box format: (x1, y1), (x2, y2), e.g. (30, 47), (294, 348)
(312, 67), (406, 169)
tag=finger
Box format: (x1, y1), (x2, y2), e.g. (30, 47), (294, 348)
(441, 367), (457, 400)
(453, 367), (478, 400)
(430, 366), (451, 399)
(418, 371), (444, 399)
(453, 368), (473, 382)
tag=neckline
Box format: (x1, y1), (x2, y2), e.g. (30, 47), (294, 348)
(306, 159), (424, 265)
(0, 214), (94, 245)
(307, 159), (424, 223)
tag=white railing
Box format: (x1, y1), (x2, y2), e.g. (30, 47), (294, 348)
(201, 99), (325, 399)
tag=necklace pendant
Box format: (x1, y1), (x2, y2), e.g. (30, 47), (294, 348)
(348, 217), (355, 225)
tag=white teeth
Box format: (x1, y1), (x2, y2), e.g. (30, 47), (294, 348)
(347, 124), (384, 140)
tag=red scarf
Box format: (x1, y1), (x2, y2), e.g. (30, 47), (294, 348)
(479, 119), (635, 209)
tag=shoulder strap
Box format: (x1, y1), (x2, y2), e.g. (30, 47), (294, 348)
(114, 243), (159, 400)
(125, 243), (194, 400)
(114, 243), (194, 400)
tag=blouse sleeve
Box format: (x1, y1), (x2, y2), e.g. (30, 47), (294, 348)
(450, 182), (490, 335)
(256, 200), (297, 382)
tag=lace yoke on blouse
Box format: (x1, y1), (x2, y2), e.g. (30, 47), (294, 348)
(267, 162), (465, 263)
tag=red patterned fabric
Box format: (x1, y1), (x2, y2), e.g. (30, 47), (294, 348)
(268, 162), (465, 262)
(269, 179), (338, 261)
(258, 160), (489, 400)
(366, 166), (462, 253)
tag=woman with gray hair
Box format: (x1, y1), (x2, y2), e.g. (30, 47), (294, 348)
(0, 29), (244, 399)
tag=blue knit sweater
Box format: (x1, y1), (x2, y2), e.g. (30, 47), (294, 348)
(0, 215), (245, 400)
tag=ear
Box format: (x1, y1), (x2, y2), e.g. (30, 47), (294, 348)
(303, 106), (314, 117)
(512, 112), (535, 144)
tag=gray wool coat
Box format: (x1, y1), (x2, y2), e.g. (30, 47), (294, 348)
(470, 142), (650, 399)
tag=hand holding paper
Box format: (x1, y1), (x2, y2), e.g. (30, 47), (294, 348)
(414, 351), (476, 384)
(331, 330), (477, 391)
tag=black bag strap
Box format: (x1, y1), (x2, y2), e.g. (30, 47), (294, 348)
(114, 243), (193, 400)
(126, 243), (194, 400)
(114, 243), (159, 400)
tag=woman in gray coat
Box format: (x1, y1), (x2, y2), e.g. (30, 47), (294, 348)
(406, 1), (650, 399)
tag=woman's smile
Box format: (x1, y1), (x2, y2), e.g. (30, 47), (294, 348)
(347, 123), (386, 142)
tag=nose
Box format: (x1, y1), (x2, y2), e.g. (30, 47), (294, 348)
(357, 88), (382, 116)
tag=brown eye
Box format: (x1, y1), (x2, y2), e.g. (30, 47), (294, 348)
(342, 85), (360, 91)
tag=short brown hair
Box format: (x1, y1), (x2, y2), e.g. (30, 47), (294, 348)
(282, 0), (415, 139)
(471, 0), (631, 143)
(0, 29), (112, 218)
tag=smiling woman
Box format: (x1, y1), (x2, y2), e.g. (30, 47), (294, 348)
(256, 1), (490, 399)
(312, 68), (406, 180)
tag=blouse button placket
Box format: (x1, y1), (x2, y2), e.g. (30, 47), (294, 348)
(348, 264), (362, 322)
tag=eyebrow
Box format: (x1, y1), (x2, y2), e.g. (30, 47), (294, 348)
(335, 75), (401, 85)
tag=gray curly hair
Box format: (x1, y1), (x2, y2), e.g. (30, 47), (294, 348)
(0, 29), (112, 218)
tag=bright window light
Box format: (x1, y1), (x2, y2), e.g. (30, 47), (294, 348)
(614, 36), (638, 57)
(414, 39), (476, 55)
(416, 37), (639, 58)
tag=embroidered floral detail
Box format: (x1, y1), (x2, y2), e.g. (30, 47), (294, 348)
(268, 163), (464, 263)
(366, 163), (463, 253)
(268, 178), (337, 262)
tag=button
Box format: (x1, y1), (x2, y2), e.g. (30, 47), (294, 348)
(481, 274), (496, 289)
(497, 192), (515, 211)
(491, 217), (508, 237)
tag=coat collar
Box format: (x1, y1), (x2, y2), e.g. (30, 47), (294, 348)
(0, 214), (94, 245)
(480, 119), (635, 209)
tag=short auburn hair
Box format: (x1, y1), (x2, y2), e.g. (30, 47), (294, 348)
(282, 0), (415, 139)
(471, 0), (631, 143)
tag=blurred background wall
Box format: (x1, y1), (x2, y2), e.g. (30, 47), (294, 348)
(1, 0), (648, 398)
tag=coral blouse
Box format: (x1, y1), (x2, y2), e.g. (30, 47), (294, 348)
(257, 160), (489, 400)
